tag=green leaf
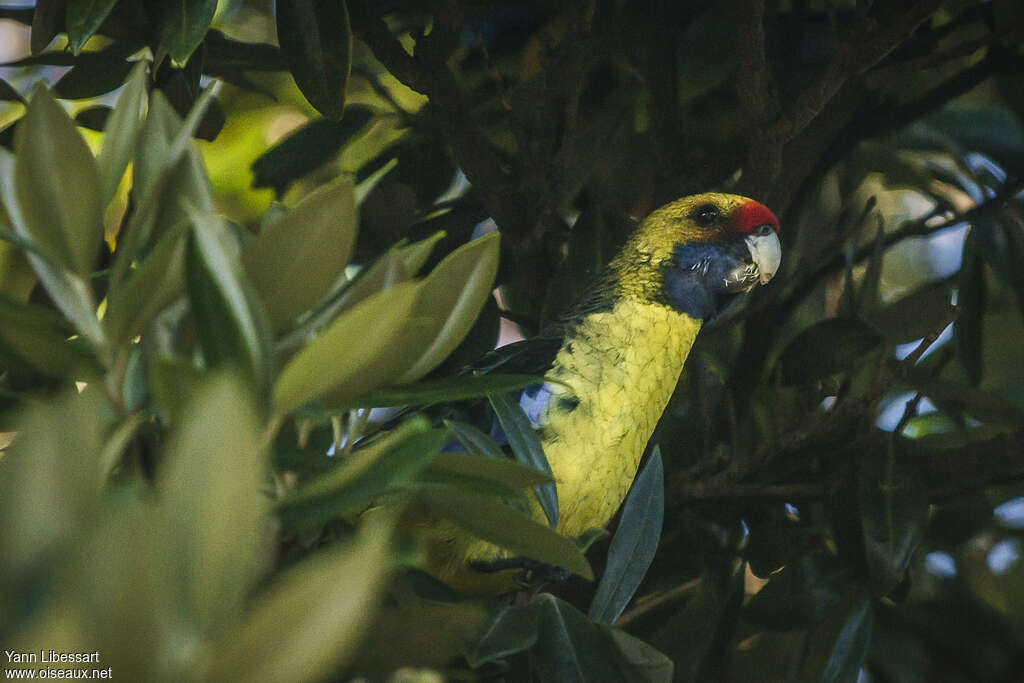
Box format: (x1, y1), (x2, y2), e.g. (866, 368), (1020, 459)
(589, 448), (664, 625)
(53, 54), (134, 99)
(104, 220), (188, 343)
(419, 451), (553, 498)
(277, 418), (444, 529)
(0, 294), (100, 378)
(66, 0), (120, 53)
(0, 148), (106, 351)
(31, 0), (65, 54)
(344, 373), (546, 411)
(859, 445), (929, 596)
(800, 597), (875, 683)
(868, 281), (956, 344)
(777, 318), (885, 386)
(250, 107), (373, 196)
(489, 391), (558, 527)
(396, 230), (446, 277)
(745, 553), (850, 630)
(155, 375), (267, 636)
(148, 353), (204, 423)
(96, 59), (147, 204)
(152, 0), (217, 65)
(14, 84), (104, 277)
(418, 486), (593, 580)
(602, 626), (674, 683)
(533, 594), (624, 683)
(243, 176), (357, 330)
(905, 373), (1024, 427)
(202, 517), (393, 683)
(463, 603), (540, 667)
(272, 280), (425, 414)
(955, 228), (986, 384)
(276, 0), (352, 120)
(0, 77), (24, 103)
(445, 418), (507, 460)
(186, 207), (269, 385)
(396, 233), (502, 382)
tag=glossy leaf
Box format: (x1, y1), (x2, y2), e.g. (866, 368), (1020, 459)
(277, 418), (442, 530)
(489, 391), (558, 527)
(243, 176), (357, 330)
(152, 0), (217, 65)
(14, 84), (104, 277)
(203, 518), (392, 683)
(66, 0), (120, 53)
(96, 59), (147, 204)
(777, 318), (885, 386)
(276, 0), (352, 120)
(418, 486), (592, 580)
(250, 107), (373, 196)
(343, 373), (545, 411)
(589, 448), (664, 625)
(859, 446), (929, 596)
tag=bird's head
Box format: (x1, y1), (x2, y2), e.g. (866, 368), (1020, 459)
(612, 192), (781, 320)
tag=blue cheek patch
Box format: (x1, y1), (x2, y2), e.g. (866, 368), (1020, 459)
(663, 242), (750, 320)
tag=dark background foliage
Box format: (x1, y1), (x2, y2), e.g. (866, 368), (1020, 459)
(2, 0), (1024, 681)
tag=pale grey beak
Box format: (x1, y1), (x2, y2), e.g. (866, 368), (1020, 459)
(745, 229), (781, 285)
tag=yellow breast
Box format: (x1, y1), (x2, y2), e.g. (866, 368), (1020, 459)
(539, 298), (700, 537)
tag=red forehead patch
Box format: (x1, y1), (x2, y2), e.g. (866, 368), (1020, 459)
(731, 200), (779, 234)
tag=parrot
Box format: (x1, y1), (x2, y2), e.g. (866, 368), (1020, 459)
(414, 192), (781, 595)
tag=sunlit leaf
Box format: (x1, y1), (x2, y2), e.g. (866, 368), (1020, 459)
(243, 176), (357, 330)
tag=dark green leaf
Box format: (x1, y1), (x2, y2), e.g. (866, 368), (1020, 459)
(1001, 219), (1024, 324)
(203, 29), (285, 71)
(66, 0), (120, 54)
(602, 626), (674, 683)
(250, 107), (373, 196)
(276, 0), (352, 120)
(463, 604), (540, 667)
(418, 487), (592, 580)
(534, 594), (622, 683)
(54, 54), (134, 100)
(185, 208), (269, 385)
(955, 227), (986, 384)
(859, 445), (929, 596)
(905, 373), (1024, 427)
(151, 0), (217, 65)
(489, 391), (558, 527)
(924, 103), (1024, 178)
(821, 599), (874, 683)
(148, 354), (204, 423)
(278, 419), (445, 529)
(868, 280), (957, 344)
(445, 418), (506, 460)
(31, 0), (65, 54)
(589, 448), (664, 625)
(777, 318), (885, 386)
(74, 105), (111, 131)
(343, 374), (546, 411)
(96, 59), (147, 203)
(745, 553), (850, 630)
(0, 294), (100, 378)
(0, 78), (24, 103)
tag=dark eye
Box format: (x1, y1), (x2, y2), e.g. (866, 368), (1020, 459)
(755, 224), (774, 236)
(692, 203), (720, 227)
